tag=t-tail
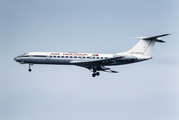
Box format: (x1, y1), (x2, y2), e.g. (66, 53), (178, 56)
(128, 34), (170, 56)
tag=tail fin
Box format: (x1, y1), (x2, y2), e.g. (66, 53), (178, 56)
(128, 34), (170, 56)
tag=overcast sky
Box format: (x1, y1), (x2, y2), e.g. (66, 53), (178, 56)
(1, 0), (179, 120)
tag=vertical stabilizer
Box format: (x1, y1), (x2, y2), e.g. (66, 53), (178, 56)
(128, 39), (156, 56)
(128, 34), (169, 56)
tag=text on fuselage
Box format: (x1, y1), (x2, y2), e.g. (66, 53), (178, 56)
(51, 53), (88, 56)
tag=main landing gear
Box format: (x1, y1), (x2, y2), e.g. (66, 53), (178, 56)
(91, 67), (100, 77)
(28, 64), (32, 72)
(92, 72), (100, 77)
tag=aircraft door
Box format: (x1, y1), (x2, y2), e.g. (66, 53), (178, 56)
(46, 54), (50, 60)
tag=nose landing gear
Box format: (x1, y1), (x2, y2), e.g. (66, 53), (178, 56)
(28, 69), (32, 72)
(28, 64), (33, 72)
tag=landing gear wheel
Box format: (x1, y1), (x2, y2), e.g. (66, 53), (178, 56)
(92, 72), (100, 77)
(96, 72), (100, 76)
(28, 64), (33, 72)
(92, 73), (96, 77)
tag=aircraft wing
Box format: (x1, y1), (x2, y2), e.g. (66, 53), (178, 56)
(70, 56), (124, 73)
(70, 56), (124, 65)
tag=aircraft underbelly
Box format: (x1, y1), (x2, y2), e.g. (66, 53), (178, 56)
(23, 58), (141, 66)
(25, 58), (71, 64)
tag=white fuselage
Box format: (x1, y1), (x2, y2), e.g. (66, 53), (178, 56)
(14, 52), (150, 66)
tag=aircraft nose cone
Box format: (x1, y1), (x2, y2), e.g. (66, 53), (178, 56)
(14, 57), (17, 61)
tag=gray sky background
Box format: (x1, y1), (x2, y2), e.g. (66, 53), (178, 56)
(1, 0), (179, 120)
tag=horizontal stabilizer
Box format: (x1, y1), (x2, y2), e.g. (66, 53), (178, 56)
(142, 34), (170, 41)
(156, 40), (165, 43)
(135, 34), (170, 41)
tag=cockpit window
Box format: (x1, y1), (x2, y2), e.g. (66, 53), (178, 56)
(18, 53), (28, 57)
(23, 53), (28, 55)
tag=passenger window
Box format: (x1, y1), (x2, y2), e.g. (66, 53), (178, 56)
(83, 57), (86, 59)
(105, 57), (108, 59)
(66, 56), (68, 58)
(61, 56), (64, 58)
(87, 57), (90, 59)
(101, 57), (103, 59)
(74, 56), (77, 58)
(70, 56), (73, 58)
(50, 56), (52, 58)
(97, 57), (99, 59)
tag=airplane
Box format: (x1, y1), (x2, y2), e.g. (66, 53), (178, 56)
(14, 34), (169, 77)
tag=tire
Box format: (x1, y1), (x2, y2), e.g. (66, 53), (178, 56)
(92, 73), (96, 77)
(96, 72), (100, 76)
(28, 69), (32, 72)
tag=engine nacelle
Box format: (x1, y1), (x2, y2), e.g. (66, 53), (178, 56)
(113, 54), (137, 61)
